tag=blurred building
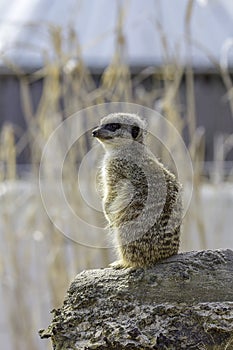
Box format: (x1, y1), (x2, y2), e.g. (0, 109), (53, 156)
(0, 0), (233, 166)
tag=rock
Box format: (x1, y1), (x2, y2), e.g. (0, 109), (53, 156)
(39, 249), (233, 349)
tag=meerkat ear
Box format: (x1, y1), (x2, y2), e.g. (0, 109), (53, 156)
(131, 126), (140, 139)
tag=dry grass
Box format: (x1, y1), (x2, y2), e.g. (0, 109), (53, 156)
(0, 2), (233, 349)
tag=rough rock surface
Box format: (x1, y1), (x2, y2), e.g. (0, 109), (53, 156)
(40, 250), (233, 349)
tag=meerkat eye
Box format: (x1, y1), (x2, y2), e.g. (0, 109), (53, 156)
(104, 123), (121, 132)
(131, 126), (140, 139)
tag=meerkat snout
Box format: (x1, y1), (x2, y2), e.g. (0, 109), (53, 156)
(92, 123), (121, 140)
(93, 113), (146, 149)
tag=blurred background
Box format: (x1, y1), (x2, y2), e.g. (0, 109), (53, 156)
(0, 0), (233, 349)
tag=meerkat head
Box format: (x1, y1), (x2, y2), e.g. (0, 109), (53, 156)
(92, 113), (147, 150)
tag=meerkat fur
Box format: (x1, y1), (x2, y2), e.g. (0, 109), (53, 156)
(92, 113), (182, 268)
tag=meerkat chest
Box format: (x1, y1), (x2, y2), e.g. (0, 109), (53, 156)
(101, 157), (135, 220)
(101, 161), (109, 201)
(102, 158), (122, 196)
(102, 155), (148, 207)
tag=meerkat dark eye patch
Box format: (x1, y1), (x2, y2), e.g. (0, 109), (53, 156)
(104, 123), (121, 132)
(131, 126), (140, 139)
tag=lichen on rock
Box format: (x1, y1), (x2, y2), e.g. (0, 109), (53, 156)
(39, 249), (233, 349)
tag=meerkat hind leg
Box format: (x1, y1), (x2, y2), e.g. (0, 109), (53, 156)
(109, 260), (133, 270)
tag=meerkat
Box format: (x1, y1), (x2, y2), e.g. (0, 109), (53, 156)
(92, 113), (182, 268)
